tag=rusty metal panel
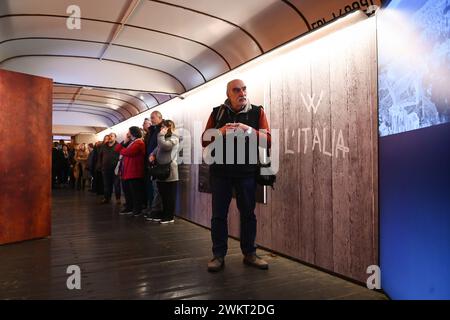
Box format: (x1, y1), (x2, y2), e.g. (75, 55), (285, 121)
(0, 69), (52, 245)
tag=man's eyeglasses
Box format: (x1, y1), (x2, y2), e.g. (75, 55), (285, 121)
(232, 86), (246, 94)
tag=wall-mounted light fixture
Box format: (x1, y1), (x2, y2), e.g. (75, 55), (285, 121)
(366, 5), (380, 16)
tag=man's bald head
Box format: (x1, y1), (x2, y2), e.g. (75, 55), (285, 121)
(226, 79), (248, 110)
(150, 110), (163, 125)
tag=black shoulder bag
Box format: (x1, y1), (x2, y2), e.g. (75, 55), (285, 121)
(148, 161), (171, 180)
(255, 105), (276, 189)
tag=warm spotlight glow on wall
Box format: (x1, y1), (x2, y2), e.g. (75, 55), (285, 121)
(97, 11), (370, 141)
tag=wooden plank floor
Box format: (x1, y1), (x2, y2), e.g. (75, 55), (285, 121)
(0, 189), (387, 300)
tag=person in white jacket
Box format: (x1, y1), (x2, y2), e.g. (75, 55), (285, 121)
(149, 120), (179, 224)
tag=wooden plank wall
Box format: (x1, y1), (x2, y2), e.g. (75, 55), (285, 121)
(164, 19), (378, 283)
(0, 69), (52, 245)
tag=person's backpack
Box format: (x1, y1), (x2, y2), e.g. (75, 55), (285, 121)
(208, 104), (276, 189)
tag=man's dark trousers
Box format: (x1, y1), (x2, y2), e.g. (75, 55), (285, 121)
(102, 168), (121, 201)
(210, 175), (257, 258)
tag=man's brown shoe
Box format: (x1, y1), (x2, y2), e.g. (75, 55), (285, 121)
(243, 254), (269, 270)
(207, 256), (225, 272)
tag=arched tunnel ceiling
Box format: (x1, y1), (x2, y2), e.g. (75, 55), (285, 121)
(0, 0), (382, 134)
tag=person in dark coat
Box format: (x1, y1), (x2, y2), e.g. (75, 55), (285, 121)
(101, 133), (121, 204)
(52, 142), (60, 189)
(67, 143), (77, 189)
(144, 111), (164, 220)
(95, 135), (109, 195)
(60, 144), (71, 185)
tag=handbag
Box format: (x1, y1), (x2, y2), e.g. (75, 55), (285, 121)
(114, 156), (122, 176)
(148, 161), (171, 180)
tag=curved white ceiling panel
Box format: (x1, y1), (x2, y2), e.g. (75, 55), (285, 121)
(0, 38), (204, 90)
(152, 0), (309, 51)
(52, 84), (153, 126)
(0, 16), (113, 42)
(103, 45), (204, 90)
(0, 0), (128, 21)
(128, 1), (261, 68)
(52, 125), (99, 135)
(53, 100), (128, 121)
(1, 56), (185, 93)
(0, 0), (383, 135)
(54, 85), (152, 111)
(115, 25), (229, 81)
(0, 38), (103, 60)
(53, 93), (136, 117)
(53, 106), (123, 125)
(53, 110), (114, 127)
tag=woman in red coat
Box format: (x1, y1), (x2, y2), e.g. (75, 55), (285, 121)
(115, 126), (145, 216)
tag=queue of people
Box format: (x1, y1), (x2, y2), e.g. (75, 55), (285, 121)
(52, 78), (271, 271)
(52, 140), (76, 189)
(113, 111), (179, 224)
(52, 111), (180, 225)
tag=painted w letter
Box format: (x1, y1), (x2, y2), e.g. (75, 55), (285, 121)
(301, 90), (323, 114)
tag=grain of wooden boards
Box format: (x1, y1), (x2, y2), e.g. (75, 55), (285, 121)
(146, 19), (377, 283)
